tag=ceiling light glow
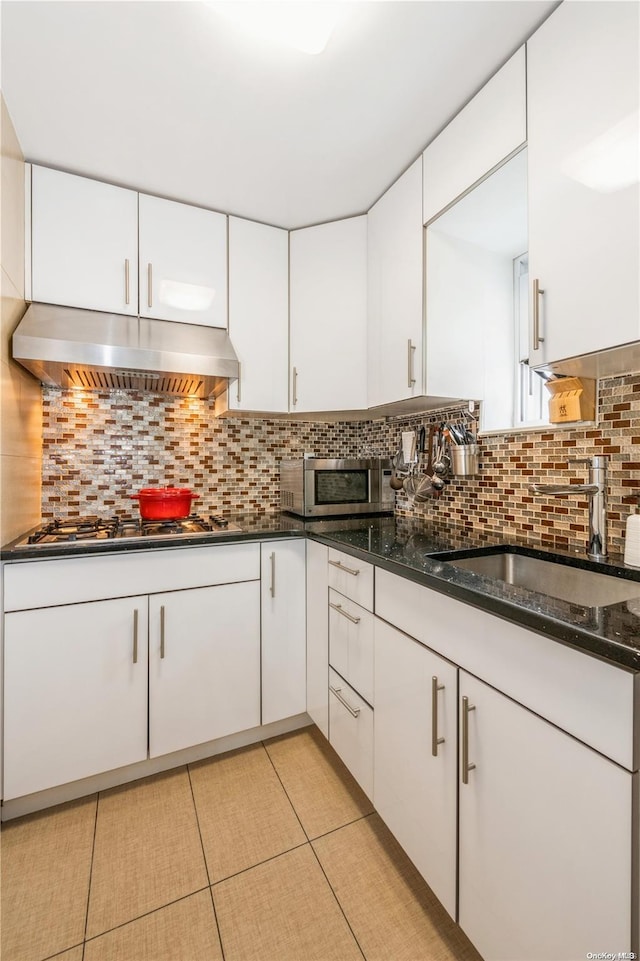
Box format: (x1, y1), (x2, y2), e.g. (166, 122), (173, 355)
(210, 2), (342, 55)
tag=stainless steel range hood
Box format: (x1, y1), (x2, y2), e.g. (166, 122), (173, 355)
(12, 303), (239, 398)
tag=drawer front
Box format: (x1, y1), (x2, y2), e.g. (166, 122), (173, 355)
(329, 668), (373, 799)
(375, 567), (636, 770)
(328, 548), (373, 610)
(329, 589), (374, 704)
(4, 542), (261, 611)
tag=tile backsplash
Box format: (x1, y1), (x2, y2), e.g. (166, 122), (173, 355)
(42, 372), (640, 556)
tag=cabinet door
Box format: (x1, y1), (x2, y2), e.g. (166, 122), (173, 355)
(306, 540), (329, 738)
(149, 581), (260, 757)
(139, 193), (227, 328)
(290, 217), (367, 412)
(3, 597), (148, 799)
(422, 47), (526, 224)
(459, 672), (633, 961)
(228, 217), (289, 412)
(374, 619), (457, 919)
(367, 158), (424, 408)
(31, 165), (138, 315)
(261, 540), (306, 725)
(527, 1), (640, 364)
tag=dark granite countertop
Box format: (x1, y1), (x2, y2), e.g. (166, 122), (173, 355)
(308, 515), (640, 673)
(3, 511), (640, 671)
(0, 512), (307, 561)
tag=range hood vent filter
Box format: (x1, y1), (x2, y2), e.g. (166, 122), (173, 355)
(12, 303), (239, 399)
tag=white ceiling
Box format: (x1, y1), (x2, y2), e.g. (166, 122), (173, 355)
(1, 0), (557, 229)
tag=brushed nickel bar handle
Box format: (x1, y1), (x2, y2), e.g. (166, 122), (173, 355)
(329, 601), (361, 625)
(132, 608), (139, 664)
(533, 278), (545, 351)
(431, 675), (445, 757)
(328, 559), (360, 576)
(148, 263), (153, 309)
(329, 684), (361, 718)
(270, 552), (276, 598)
(292, 366), (298, 407)
(237, 361), (242, 404)
(461, 695), (476, 784)
(160, 605), (165, 659)
(124, 258), (130, 306)
(407, 339), (416, 388)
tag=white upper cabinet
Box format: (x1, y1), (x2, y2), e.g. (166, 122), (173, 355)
(227, 217), (289, 412)
(138, 193), (228, 328)
(527, 1), (640, 366)
(367, 158), (424, 409)
(422, 47), (526, 224)
(289, 216), (367, 413)
(31, 165), (139, 315)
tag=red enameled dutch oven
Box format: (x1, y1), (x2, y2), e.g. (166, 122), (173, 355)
(130, 487), (200, 520)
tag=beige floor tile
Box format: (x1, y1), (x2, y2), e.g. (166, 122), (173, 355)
(213, 844), (364, 961)
(84, 889), (222, 961)
(189, 743), (306, 882)
(264, 727), (373, 839)
(0, 795), (96, 961)
(49, 950), (84, 961)
(313, 814), (484, 961)
(86, 767), (208, 939)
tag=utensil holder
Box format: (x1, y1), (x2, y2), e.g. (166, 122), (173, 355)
(451, 444), (479, 477)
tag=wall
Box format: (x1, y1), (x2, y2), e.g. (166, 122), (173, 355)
(41, 373), (640, 558)
(0, 95), (42, 543)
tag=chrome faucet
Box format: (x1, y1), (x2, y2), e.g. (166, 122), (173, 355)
(529, 456), (609, 561)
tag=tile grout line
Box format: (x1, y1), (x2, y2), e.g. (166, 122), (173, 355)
(211, 839), (310, 887)
(81, 885), (214, 947)
(260, 739), (311, 843)
(261, 739), (369, 961)
(186, 763), (227, 961)
(80, 793), (100, 960)
(307, 840), (368, 961)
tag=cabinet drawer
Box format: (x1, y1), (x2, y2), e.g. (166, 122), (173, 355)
(329, 589), (374, 705)
(328, 548), (373, 611)
(375, 567), (637, 770)
(329, 668), (373, 799)
(4, 542), (260, 611)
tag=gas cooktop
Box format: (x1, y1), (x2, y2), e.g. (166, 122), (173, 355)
(21, 514), (243, 548)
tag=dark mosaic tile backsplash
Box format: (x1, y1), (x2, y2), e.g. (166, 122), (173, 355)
(42, 372), (640, 556)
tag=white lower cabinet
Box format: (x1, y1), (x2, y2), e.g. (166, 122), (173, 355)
(373, 618), (457, 919)
(328, 668), (373, 799)
(149, 581), (260, 758)
(260, 540), (307, 726)
(4, 597), (148, 799)
(306, 540), (329, 737)
(458, 671), (633, 961)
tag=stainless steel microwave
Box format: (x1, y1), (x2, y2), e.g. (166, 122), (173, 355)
(280, 457), (394, 518)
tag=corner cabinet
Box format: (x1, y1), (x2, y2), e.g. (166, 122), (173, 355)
(260, 540), (307, 725)
(289, 216), (367, 413)
(224, 217), (289, 414)
(527, 1), (640, 366)
(367, 158), (424, 409)
(30, 165), (139, 315)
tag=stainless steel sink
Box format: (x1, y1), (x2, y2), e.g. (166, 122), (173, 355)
(445, 551), (640, 607)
